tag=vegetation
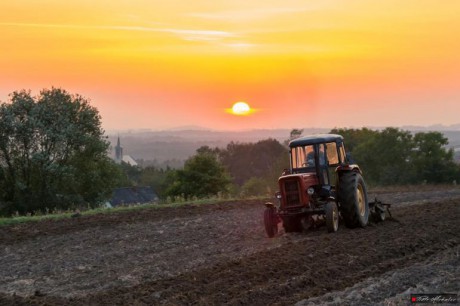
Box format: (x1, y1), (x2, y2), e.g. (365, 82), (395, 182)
(220, 139), (288, 190)
(331, 127), (460, 186)
(0, 88), (122, 216)
(165, 148), (231, 199)
(118, 127), (460, 200)
(0, 194), (269, 226)
(1, 88), (457, 216)
(116, 139), (289, 199)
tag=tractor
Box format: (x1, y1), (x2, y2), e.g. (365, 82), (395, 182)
(264, 134), (389, 238)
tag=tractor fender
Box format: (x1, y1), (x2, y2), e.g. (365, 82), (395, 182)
(265, 202), (276, 208)
(336, 164), (362, 175)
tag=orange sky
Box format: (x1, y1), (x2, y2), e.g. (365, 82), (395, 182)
(1, 1), (459, 131)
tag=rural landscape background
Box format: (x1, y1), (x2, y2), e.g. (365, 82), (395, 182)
(1, 0), (459, 305)
(108, 126), (460, 167)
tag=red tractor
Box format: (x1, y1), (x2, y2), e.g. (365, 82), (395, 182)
(264, 134), (389, 238)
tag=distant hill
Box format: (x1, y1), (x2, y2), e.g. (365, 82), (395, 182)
(107, 128), (327, 167)
(400, 124), (460, 131)
(108, 127), (460, 167)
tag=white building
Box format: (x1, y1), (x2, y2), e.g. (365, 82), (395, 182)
(114, 136), (138, 166)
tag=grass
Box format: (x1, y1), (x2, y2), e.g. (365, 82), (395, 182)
(1, 184), (459, 227)
(0, 212), (77, 226)
(0, 195), (269, 227)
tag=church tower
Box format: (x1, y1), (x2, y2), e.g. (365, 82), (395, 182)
(115, 136), (123, 163)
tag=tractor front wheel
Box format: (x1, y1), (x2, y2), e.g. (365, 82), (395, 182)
(326, 202), (339, 233)
(338, 172), (370, 228)
(264, 208), (278, 238)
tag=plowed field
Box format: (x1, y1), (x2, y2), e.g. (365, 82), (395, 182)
(1, 189), (459, 305)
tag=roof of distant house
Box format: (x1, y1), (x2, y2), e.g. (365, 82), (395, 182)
(110, 186), (158, 206)
(122, 155), (138, 166)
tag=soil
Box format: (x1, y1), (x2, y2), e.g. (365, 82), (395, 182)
(0, 188), (459, 305)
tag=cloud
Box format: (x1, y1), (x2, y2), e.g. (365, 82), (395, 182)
(0, 22), (140, 31)
(223, 43), (256, 49)
(0, 22), (236, 42)
(160, 29), (236, 41)
(188, 7), (315, 22)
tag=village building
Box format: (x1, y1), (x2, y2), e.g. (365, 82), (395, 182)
(114, 136), (138, 166)
(108, 186), (159, 207)
(107, 136), (159, 207)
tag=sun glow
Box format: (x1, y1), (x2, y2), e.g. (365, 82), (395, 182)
(1, 1), (459, 130)
(229, 101), (251, 116)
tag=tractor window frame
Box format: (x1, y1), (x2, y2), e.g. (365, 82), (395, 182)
(338, 143), (346, 164)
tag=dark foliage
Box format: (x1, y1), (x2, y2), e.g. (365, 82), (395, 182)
(0, 88), (121, 215)
(220, 138), (288, 186)
(166, 150), (231, 199)
(331, 127), (460, 185)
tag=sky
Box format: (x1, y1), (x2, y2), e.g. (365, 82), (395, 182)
(1, 1), (459, 131)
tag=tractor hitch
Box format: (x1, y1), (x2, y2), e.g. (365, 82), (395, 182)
(369, 198), (392, 221)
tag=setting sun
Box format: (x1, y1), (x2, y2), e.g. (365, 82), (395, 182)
(232, 102), (251, 116)
(0, 1), (459, 130)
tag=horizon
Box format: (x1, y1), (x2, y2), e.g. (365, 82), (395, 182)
(105, 123), (460, 134)
(105, 126), (460, 165)
(1, 1), (459, 131)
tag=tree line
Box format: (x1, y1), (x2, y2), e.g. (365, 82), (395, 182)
(1, 88), (459, 216)
(125, 127), (460, 201)
(331, 127), (460, 185)
(118, 138), (289, 200)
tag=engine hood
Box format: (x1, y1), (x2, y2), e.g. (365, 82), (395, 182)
(278, 173), (319, 208)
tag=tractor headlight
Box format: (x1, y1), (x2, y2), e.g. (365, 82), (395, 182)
(275, 192), (282, 199)
(307, 187), (315, 196)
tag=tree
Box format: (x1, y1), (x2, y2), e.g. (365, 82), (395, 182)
(116, 162), (142, 187)
(166, 149), (231, 199)
(330, 127), (460, 186)
(284, 128), (304, 146)
(411, 132), (459, 183)
(138, 166), (175, 198)
(240, 177), (270, 197)
(353, 128), (414, 185)
(219, 139), (288, 187)
(330, 127), (378, 153)
(0, 88), (121, 215)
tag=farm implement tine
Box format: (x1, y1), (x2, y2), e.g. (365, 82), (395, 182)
(370, 197), (393, 221)
(386, 206), (392, 219)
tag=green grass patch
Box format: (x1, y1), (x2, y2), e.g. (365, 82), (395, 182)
(4, 183), (458, 227)
(0, 212), (76, 226)
(0, 195), (269, 227)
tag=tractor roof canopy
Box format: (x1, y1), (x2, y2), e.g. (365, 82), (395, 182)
(289, 134), (343, 148)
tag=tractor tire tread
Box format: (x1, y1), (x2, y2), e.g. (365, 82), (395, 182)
(338, 172), (368, 228)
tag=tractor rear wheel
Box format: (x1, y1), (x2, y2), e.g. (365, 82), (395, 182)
(325, 202), (339, 233)
(264, 208), (278, 238)
(283, 216), (302, 233)
(338, 172), (369, 228)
